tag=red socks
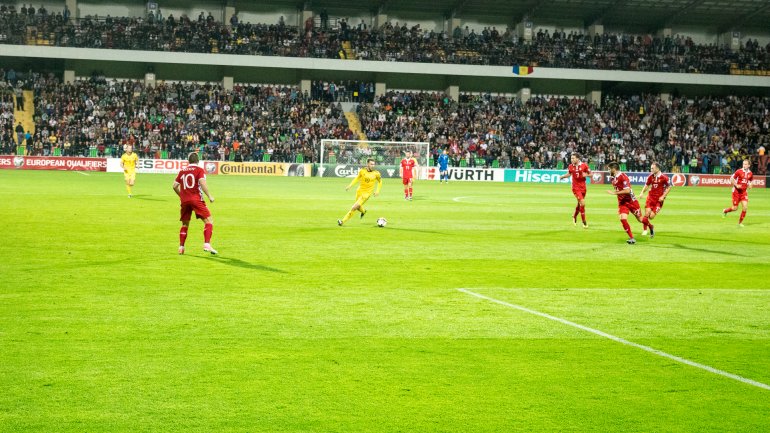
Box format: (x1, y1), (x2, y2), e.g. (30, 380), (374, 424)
(642, 217), (653, 230)
(204, 224), (213, 243)
(739, 211), (746, 223)
(179, 226), (188, 246)
(723, 207), (735, 214)
(621, 220), (633, 239)
(579, 205), (586, 224)
(573, 205), (579, 219)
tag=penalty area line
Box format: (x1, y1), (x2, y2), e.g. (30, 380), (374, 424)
(457, 288), (770, 391)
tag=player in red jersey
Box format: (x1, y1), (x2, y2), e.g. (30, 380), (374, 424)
(559, 153), (591, 228)
(173, 152), (217, 255)
(606, 162), (644, 244)
(638, 162), (672, 238)
(722, 159), (753, 227)
(400, 150), (418, 200)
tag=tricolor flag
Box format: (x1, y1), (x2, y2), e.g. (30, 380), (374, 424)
(512, 65), (534, 76)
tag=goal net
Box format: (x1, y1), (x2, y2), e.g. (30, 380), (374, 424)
(319, 139), (430, 178)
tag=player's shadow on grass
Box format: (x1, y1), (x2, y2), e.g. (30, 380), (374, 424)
(188, 255), (287, 273)
(664, 233), (767, 246)
(666, 243), (751, 257)
(131, 195), (166, 202)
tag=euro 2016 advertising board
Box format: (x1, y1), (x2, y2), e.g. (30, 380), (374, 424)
(106, 158), (217, 174)
(0, 156), (107, 171)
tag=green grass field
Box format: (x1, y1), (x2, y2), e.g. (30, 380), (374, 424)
(1, 169), (769, 432)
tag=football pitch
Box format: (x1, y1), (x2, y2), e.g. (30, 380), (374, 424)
(1, 169), (768, 432)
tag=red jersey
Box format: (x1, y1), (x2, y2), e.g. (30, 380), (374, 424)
(611, 172), (638, 206)
(568, 162), (590, 190)
(400, 158), (417, 179)
(175, 165), (207, 203)
(645, 173), (671, 200)
(731, 169), (753, 192)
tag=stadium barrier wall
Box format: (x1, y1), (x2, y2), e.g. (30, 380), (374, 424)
(591, 170), (767, 188)
(316, 164), (504, 181)
(0, 155), (107, 171)
(106, 159), (311, 177)
(7, 158), (767, 188)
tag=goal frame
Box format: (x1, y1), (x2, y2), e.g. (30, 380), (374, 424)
(319, 139), (430, 176)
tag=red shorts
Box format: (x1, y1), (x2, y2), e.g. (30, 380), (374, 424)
(180, 200), (211, 222)
(572, 188), (586, 200)
(646, 197), (664, 214)
(402, 177), (413, 185)
(732, 190), (748, 206)
(618, 200), (641, 217)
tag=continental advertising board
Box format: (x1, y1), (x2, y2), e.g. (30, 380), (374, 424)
(217, 162), (311, 177)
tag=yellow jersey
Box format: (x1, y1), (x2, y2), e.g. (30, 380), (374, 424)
(348, 168), (382, 195)
(121, 152), (138, 172)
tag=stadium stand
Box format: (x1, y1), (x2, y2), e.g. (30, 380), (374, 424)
(2, 69), (766, 173)
(0, 1), (768, 175)
(0, 11), (768, 74)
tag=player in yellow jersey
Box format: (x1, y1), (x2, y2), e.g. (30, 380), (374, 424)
(338, 158), (382, 226)
(120, 145), (139, 197)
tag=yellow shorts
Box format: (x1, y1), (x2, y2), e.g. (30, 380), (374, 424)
(124, 171), (136, 182)
(355, 190), (372, 205)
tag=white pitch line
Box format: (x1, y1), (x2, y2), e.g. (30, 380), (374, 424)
(488, 287), (770, 293)
(452, 196), (472, 202)
(74, 171), (90, 176)
(457, 288), (770, 391)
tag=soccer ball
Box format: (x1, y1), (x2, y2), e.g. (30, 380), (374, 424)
(376, 217), (387, 227)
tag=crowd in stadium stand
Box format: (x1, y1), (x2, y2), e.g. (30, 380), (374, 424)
(1, 5), (768, 75)
(3, 69), (768, 174)
(0, 70), (355, 162)
(357, 91), (768, 173)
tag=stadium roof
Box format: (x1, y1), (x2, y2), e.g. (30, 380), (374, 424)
(256, 0), (770, 32)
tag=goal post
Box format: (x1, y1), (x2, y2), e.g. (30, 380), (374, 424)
(319, 139), (430, 179)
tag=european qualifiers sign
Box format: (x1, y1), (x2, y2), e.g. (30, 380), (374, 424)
(0, 156), (107, 171)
